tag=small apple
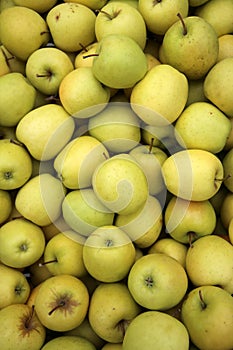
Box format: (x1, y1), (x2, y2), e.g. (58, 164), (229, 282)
(34, 274), (89, 332)
(74, 42), (98, 68)
(63, 0), (108, 10)
(228, 217), (233, 244)
(41, 335), (96, 350)
(12, 0), (57, 13)
(222, 147), (233, 192)
(0, 218), (45, 268)
(217, 34), (233, 62)
(220, 192), (233, 229)
(0, 189), (12, 224)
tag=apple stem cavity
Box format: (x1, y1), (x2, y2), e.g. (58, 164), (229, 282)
(83, 53), (99, 59)
(24, 305), (36, 331)
(177, 13), (187, 36)
(36, 71), (53, 81)
(215, 174), (232, 182)
(1, 47), (15, 67)
(117, 319), (130, 336)
(39, 259), (58, 267)
(198, 289), (207, 310)
(188, 232), (197, 248)
(95, 9), (121, 20)
(79, 43), (88, 52)
(48, 299), (66, 316)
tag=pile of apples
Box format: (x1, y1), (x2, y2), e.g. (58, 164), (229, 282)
(0, 0), (233, 349)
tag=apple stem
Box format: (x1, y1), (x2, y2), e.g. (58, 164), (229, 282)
(148, 138), (154, 153)
(79, 43), (88, 52)
(10, 138), (24, 147)
(177, 13), (187, 35)
(36, 71), (52, 79)
(83, 53), (99, 59)
(0, 47), (14, 67)
(38, 259), (58, 267)
(103, 152), (109, 160)
(188, 232), (196, 248)
(95, 9), (113, 20)
(48, 300), (66, 316)
(215, 174), (232, 182)
(198, 289), (207, 310)
(45, 95), (60, 103)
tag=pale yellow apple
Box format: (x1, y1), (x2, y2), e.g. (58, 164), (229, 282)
(74, 42), (98, 68)
(228, 217), (233, 244)
(41, 335), (96, 350)
(63, 0), (108, 11)
(101, 343), (123, 350)
(0, 189), (12, 224)
(0, 45), (26, 74)
(0, 46), (10, 76)
(130, 64), (188, 126)
(13, 0), (57, 13)
(220, 192), (233, 229)
(145, 53), (161, 70)
(224, 117), (233, 150)
(217, 34), (233, 61)
(222, 147), (233, 192)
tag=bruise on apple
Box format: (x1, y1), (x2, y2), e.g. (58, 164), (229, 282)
(19, 305), (43, 337)
(48, 290), (80, 316)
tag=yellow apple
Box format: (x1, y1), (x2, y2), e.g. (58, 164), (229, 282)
(220, 192), (233, 229)
(217, 34), (233, 61)
(0, 189), (12, 224)
(41, 335), (96, 350)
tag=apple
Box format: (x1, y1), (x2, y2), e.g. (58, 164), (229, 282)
(122, 310), (189, 350)
(0, 217), (45, 268)
(174, 101), (232, 153)
(46, 2), (96, 53)
(0, 189), (12, 224)
(185, 235), (233, 294)
(0, 45), (11, 76)
(0, 263), (31, 309)
(164, 196), (217, 244)
(0, 72), (36, 127)
(59, 67), (110, 118)
(12, 0), (57, 13)
(228, 217), (233, 244)
(181, 285), (233, 350)
(88, 102), (141, 154)
(25, 47), (74, 96)
(63, 0), (108, 10)
(95, 1), (147, 50)
(0, 45), (26, 75)
(220, 192), (233, 229)
(189, 0), (209, 5)
(138, 0), (189, 35)
(204, 57), (233, 117)
(148, 238), (188, 268)
(115, 195), (163, 249)
(222, 147), (233, 192)
(83, 225), (136, 283)
(88, 282), (141, 343)
(0, 6), (50, 61)
(89, 34), (148, 89)
(0, 303), (46, 350)
(62, 188), (114, 236)
(161, 14), (219, 80)
(42, 215), (70, 242)
(74, 42), (99, 68)
(41, 231), (87, 278)
(54, 135), (110, 190)
(161, 149), (224, 201)
(101, 344), (123, 350)
(41, 335), (96, 350)
(34, 274), (89, 332)
(130, 64), (188, 126)
(127, 253), (188, 311)
(217, 34), (233, 62)
(92, 153), (148, 215)
(15, 173), (66, 226)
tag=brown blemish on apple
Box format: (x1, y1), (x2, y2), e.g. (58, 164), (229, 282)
(117, 319), (130, 336)
(18, 305), (41, 337)
(48, 291), (80, 316)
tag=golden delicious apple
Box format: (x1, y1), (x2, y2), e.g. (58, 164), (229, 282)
(130, 64), (188, 126)
(0, 6), (49, 61)
(123, 310), (189, 350)
(46, 2), (96, 52)
(0, 218), (45, 268)
(224, 117), (233, 150)
(15, 173), (66, 226)
(54, 135), (109, 190)
(127, 253), (188, 310)
(181, 285), (233, 350)
(16, 104), (75, 161)
(74, 42), (98, 68)
(217, 34), (233, 61)
(0, 189), (12, 224)
(222, 147), (233, 192)
(101, 344), (123, 350)
(13, 0), (57, 13)
(41, 335), (96, 350)
(220, 192), (233, 229)
(162, 149), (224, 201)
(83, 225), (136, 282)
(92, 154), (148, 215)
(0, 303), (46, 350)
(0, 45), (26, 75)
(228, 217), (233, 244)
(204, 57), (233, 117)
(0, 72), (36, 127)
(35, 274), (89, 332)
(88, 283), (141, 343)
(186, 235), (233, 294)
(63, 0), (108, 10)
(0, 45), (11, 76)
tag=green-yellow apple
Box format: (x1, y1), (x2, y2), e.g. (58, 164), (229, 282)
(16, 104), (75, 161)
(0, 6), (49, 61)
(175, 101), (232, 153)
(140, 123), (175, 150)
(185, 79), (208, 106)
(35, 274), (89, 332)
(101, 344), (122, 350)
(130, 64), (188, 126)
(189, 0), (209, 5)
(63, 0), (107, 10)
(164, 196), (217, 244)
(220, 192), (233, 229)
(181, 285), (233, 350)
(25, 47), (74, 95)
(41, 335), (96, 350)
(88, 282), (141, 343)
(41, 231), (87, 278)
(54, 135), (109, 190)
(0, 139), (32, 190)
(0, 72), (36, 127)
(148, 238), (188, 268)
(0, 303), (46, 350)
(0, 263), (31, 309)
(0, 45), (11, 76)
(138, 0), (189, 35)
(83, 225), (136, 282)
(0, 218), (45, 268)
(122, 310), (189, 350)
(204, 57), (233, 117)
(59, 67), (110, 118)
(92, 153), (148, 215)
(74, 42), (98, 68)
(162, 149), (224, 201)
(217, 34), (233, 61)
(15, 173), (66, 226)
(88, 102), (141, 153)
(185, 234), (233, 294)
(161, 15), (219, 80)
(13, 0), (57, 13)
(195, 0), (233, 37)
(222, 147), (233, 192)
(128, 253), (188, 310)
(209, 184), (229, 216)
(129, 144), (168, 195)
(145, 53), (161, 70)
(95, 2), (147, 49)
(108, 0), (138, 8)
(62, 188), (114, 236)
(228, 217), (233, 244)
(90, 34), (148, 89)
(115, 195), (163, 249)
(46, 2), (96, 52)
(0, 189), (12, 224)
(0, 45), (26, 75)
